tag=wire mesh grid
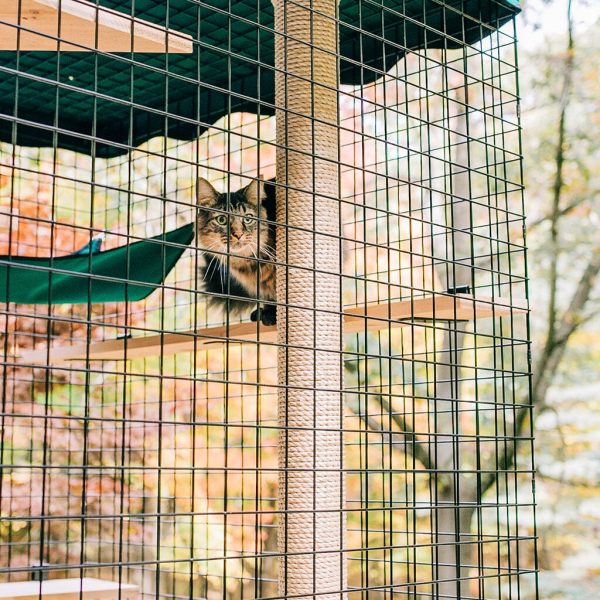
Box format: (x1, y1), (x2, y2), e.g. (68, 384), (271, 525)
(0, 1), (537, 599)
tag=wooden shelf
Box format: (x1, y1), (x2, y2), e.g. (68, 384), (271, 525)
(0, 0), (193, 52)
(21, 294), (527, 365)
(0, 577), (138, 599)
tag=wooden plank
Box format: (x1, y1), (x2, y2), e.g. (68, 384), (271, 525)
(20, 294), (527, 364)
(23, 321), (278, 364)
(342, 293), (524, 323)
(0, 0), (193, 52)
(0, 577), (138, 600)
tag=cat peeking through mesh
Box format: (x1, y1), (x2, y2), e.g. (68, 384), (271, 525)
(196, 176), (277, 326)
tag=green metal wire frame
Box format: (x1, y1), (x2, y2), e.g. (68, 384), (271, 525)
(0, 0), (520, 157)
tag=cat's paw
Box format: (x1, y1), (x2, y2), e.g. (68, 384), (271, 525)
(260, 305), (277, 326)
(250, 305), (276, 326)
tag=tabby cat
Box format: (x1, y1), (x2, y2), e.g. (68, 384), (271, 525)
(195, 176), (277, 325)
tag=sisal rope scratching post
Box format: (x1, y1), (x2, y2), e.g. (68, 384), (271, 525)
(273, 0), (346, 597)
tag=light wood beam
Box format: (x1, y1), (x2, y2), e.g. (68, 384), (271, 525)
(20, 294), (527, 365)
(0, 0), (192, 52)
(0, 577), (138, 600)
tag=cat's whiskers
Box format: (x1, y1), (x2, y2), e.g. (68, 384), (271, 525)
(203, 243), (230, 292)
(203, 256), (219, 284)
(219, 258), (225, 291)
(260, 245), (276, 261)
(199, 240), (222, 254)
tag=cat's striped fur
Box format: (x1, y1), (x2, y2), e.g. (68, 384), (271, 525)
(195, 177), (277, 325)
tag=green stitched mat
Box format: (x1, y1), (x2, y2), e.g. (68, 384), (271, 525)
(0, 222), (195, 304)
(0, 0), (520, 157)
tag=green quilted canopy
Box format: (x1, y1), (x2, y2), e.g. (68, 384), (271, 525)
(0, 223), (195, 304)
(0, 0), (520, 157)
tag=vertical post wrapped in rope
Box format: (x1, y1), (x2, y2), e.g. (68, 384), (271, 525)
(273, 0), (345, 597)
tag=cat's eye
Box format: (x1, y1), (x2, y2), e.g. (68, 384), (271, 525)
(214, 214), (228, 226)
(242, 215), (254, 225)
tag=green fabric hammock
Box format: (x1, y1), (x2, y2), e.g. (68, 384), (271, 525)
(0, 0), (520, 157)
(0, 222), (195, 304)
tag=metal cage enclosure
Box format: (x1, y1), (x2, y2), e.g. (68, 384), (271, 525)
(0, 1), (537, 599)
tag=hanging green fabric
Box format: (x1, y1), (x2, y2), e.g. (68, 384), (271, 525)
(0, 223), (195, 305)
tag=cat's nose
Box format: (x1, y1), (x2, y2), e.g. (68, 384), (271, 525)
(232, 229), (243, 240)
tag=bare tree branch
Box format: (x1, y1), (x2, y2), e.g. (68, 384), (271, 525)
(376, 393), (435, 471)
(481, 244), (600, 496)
(527, 196), (588, 231)
(545, 0), (575, 349)
(534, 244), (600, 402)
(476, 0), (600, 497)
(348, 393), (434, 471)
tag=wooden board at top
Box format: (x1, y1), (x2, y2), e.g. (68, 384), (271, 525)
(0, 0), (193, 52)
(0, 577), (138, 600)
(20, 294), (527, 365)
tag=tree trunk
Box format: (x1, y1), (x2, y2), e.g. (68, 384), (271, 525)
(431, 327), (476, 600)
(436, 500), (477, 597)
(430, 75), (475, 599)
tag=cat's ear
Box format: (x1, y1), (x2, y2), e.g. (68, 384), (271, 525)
(196, 177), (219, 206)
(244, 176), (266, 206)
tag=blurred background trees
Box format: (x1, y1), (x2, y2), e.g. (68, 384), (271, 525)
(521, 0), (600, 596)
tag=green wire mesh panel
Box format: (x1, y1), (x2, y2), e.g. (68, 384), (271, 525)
(0, 0), (519, 156)
(0, 1), (537, 599)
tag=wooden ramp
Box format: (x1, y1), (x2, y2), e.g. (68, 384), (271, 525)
(0, 577), (138, 599)
(21, 294), (527, 365)
(0, 0), (193, 52)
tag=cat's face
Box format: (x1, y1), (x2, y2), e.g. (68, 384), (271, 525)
(195, 177), (271, 259)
